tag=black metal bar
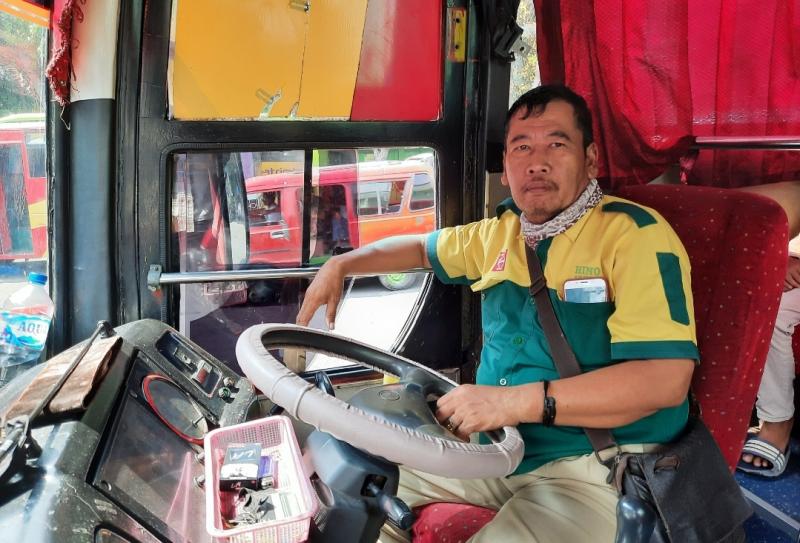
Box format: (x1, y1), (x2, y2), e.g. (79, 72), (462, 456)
(692, 137), (800, 150)
(152, 266), (432, 287)
(302, 149), (313, 265)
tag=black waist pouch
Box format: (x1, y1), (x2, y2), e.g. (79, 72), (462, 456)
(617, 417), (751, 543)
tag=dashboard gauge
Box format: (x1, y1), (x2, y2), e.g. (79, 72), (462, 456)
(142, 374), (209, 445)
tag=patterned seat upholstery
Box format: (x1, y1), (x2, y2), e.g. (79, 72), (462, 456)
(412, 504), (498, 543)
(412, 184), (788, 542)
(618, 185), (788, 467)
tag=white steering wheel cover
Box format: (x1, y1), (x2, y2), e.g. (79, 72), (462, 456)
(236, 323), (524, 478)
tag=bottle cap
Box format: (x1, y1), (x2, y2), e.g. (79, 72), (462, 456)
(28, 272), (48, 286)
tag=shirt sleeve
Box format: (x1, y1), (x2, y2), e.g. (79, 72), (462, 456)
(425, 220), (493, 285)
(607, 220), (699, 361)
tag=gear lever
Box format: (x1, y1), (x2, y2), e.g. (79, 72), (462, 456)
(365, 481), (415, 530)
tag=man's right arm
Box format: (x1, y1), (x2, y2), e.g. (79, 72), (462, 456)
(296, 234), (430, 328)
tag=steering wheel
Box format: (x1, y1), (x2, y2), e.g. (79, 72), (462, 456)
(236, 323), (524, 478)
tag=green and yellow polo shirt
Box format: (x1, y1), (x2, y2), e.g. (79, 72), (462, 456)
(425, 195), (699, 474)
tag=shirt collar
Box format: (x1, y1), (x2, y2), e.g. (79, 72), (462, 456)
(495, 197), (521, 218)
(560, 201), (599, 243)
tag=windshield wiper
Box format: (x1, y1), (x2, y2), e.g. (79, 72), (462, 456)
(0, 320), (115, 483)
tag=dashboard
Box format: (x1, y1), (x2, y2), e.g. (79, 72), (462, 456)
(0, 319), (257, 543)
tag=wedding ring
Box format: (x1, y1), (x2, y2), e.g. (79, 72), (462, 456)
(446, 418), (457, 432)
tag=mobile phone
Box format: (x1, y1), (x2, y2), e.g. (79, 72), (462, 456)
(563, 278), (608, 303)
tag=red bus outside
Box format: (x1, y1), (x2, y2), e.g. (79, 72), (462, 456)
(0, 113), (46, 274)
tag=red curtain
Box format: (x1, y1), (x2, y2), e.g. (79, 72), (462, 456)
(534, 0), (800, 189)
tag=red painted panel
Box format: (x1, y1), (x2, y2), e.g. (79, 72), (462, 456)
(30, 226), (47, 257)
(25, 177), (46, 205)
(351, 0), (442, 121)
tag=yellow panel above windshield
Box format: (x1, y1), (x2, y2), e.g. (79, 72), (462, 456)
(170, 0), (368, 120)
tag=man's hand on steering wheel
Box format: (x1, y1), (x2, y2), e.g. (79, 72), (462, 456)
(296, 256), (345, 329)
(238, 324), (525, 477)
(436, 384), (540, 441)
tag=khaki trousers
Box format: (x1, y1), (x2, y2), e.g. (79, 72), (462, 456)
(380, 445), (652, 543)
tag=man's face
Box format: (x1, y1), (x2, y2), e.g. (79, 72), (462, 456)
(502, 100), (599, 224)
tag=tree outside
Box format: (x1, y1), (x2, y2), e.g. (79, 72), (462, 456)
(509, 0), (540, 103)
(0, 10), (47, 118)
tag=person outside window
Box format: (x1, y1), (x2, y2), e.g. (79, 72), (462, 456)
(330, 209), (349, 249)
(296, 85), (697, 542)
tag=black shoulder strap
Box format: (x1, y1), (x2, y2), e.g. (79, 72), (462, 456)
(524, 244), (618, 454)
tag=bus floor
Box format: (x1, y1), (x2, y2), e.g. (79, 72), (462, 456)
(738, 435), (800, 542)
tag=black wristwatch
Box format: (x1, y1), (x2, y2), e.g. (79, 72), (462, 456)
(542, 379), (557, 426)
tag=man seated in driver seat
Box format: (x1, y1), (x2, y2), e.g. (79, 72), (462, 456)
(296, 84), (697, 543)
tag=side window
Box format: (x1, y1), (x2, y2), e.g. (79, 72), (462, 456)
(381, 181), (405, 214)
(357, 183), (381, 215)
(358, 180), (405, 215)
(169, 147), (438, 372)
(0, 7), (48, 294)
(409, 173), (435, 210)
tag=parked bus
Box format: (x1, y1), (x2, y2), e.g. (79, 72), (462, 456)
(0, 113), (46, 274)
(246, 157), (435, 288)
(0, 2), (798, 542)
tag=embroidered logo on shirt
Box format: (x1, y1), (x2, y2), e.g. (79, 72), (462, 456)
(575, 265), (601, 276)
(492, 250), (508, 271)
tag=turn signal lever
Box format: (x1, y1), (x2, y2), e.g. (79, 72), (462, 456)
(365, 481), (415, 530)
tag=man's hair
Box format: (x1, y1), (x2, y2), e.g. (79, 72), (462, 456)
(505, 84), (594, 149)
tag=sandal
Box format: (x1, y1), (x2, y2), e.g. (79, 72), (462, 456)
(736, 435), (791, 478)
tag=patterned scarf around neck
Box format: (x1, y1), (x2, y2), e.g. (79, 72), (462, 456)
(519, 178), (603, 248)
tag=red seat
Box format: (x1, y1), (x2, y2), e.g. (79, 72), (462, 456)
(412, 504), (498, 542)
(412, 185), (789, 542)
(618, 185), (788, 467)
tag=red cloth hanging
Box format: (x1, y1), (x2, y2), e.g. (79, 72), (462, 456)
(534, 0), (800, 189)
(45, 0), (85, 107)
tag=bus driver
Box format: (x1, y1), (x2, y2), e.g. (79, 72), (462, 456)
(296, 85), (698, 543)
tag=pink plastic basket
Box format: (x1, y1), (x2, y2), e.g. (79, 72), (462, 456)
(204, 416), (318, 543)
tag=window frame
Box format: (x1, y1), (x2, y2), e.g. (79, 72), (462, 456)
(122, 0), (475, 378)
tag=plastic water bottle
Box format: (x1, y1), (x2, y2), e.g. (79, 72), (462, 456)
(0, 272), (54, 385)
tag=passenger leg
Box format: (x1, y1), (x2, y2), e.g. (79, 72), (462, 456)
(742, 288), (800, 469)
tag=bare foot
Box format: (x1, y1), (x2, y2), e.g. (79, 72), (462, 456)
(741, 418), (794, 468)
